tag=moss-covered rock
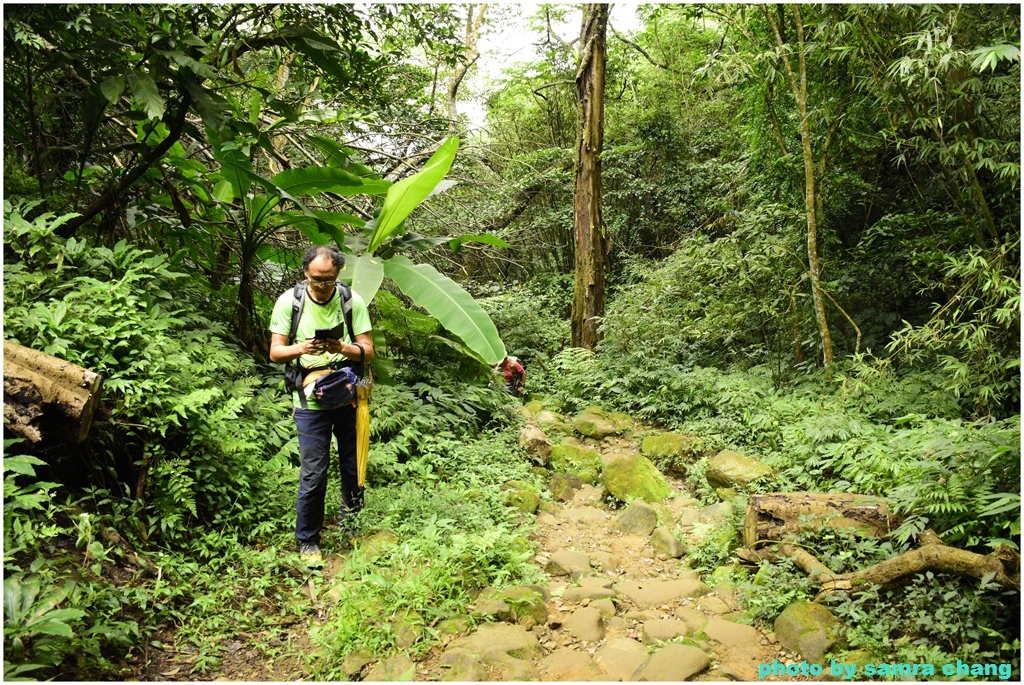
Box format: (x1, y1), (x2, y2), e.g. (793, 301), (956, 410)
(524, 400), (545, 416)
(549, 443), (604, 484)
(497, 586), (549, 625)
(774, 601), (840, 662)
(573, 406), (633, 438)
(392, 609), (424, 649)
(549, 472), (579, 502)
(602, 453), (670, 503)
(504, 487), (540, 513)
(641, 432), (697, 459)
(355, 531), (400, 561)
(705, 449), (772, 489)
(537, 410), (575, 437)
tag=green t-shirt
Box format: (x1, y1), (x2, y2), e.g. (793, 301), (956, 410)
(270, 284), (372, 409)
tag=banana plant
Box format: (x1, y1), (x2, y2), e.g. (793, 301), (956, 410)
(302, 136), (509, 366)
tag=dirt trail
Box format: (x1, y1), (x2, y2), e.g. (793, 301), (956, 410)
(147, 431), (800, 681)
(407, 434), (792, 682)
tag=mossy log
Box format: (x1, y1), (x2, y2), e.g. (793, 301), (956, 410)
(3, 339), (104, 443)
(743, 492), (897, 548)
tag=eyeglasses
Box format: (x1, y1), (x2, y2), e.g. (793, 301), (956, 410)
(307, 276), (337, 286)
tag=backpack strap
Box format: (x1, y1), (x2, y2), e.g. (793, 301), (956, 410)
(287, 282), (308, 406)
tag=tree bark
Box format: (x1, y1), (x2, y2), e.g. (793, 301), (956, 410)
(447, 4), (487, 134)
(763, 5), (834, 366)
(3, 340), (104, 443)
(743, 492), (897, 548)
(571, 4), (609, 350)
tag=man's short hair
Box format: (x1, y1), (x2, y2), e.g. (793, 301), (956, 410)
(303, 245), (345, 271)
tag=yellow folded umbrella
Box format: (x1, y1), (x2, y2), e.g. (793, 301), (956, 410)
(355, 383), (371, 487)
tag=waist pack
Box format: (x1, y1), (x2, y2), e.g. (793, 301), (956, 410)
(304, 367), (359, 409)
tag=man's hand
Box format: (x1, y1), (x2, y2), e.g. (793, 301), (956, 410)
(300, 338), (331, 356)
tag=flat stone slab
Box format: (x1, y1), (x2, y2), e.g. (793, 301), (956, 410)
(559, 506), (608, 525)
(676, 606), (709, 634)
(563, 576), (618, 602)
(704, 616), (761, 652)
(545, 550), (591, 579)
(448, 623), (541, 661)
(615, 578), (709, 609)
(642, 618), (691, 644)
(633, 644), (710, 681)
(596, 637), (648, 681)
(540, 648), (605, 681)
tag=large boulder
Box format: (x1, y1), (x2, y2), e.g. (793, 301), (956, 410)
(602, 453), (670, 503)
(573, 406), (633, 438)
(774, 601), (840, 662)
(704, 449), (772, 489)
(549, 443), (604, 485)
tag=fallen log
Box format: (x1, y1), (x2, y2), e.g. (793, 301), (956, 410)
(743, 491), (897, 548)
(740, 530), (1021, 602)
(3, 339), (104, 443)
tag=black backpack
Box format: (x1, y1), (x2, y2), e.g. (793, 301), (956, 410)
(283, 281), (356, 393)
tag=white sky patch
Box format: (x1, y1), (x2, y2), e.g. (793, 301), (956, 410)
(459, 3), (643, 132)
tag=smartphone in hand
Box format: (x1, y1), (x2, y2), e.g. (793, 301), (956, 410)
(314, 328), (335, 340)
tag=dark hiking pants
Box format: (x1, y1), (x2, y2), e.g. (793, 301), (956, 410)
(293, 405), (363, 547)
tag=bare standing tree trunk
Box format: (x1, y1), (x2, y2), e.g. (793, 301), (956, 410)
(447, 4), (487, 134)
(764, 4), (834, 366)
(571, 4), (609, 350)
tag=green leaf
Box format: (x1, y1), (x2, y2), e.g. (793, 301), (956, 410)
(270, 166), (365, 197)
(338, 254), (384, 303)
(212, 179), (234, 203)
(126, 71), (165, 120)
(99, 74), (126, 103)
(449, 234), (512, 253)
(3, 455), (46, 477)
(367, 136), (459, 255)
(383, 255), (505, 364)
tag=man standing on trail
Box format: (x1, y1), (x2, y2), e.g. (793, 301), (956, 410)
(269, 245), (374, 565)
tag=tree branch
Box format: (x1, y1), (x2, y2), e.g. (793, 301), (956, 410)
(56, 89), (193, 239)
(609, 24), (669, 70)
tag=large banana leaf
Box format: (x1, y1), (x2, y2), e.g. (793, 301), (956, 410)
(270, 166), (371, 197)
(383, 255), (506, 365)
(339, 253), (385, 303)
(367, 136), (460, 255)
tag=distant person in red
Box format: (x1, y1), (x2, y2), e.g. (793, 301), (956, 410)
(495, 356), (525, 397)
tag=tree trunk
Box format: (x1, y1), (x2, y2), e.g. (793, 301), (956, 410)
(763, 5), (834, 366)
(3, 340), (104, 443)
(447, 4), (487, 134)
(743, 492), (897, 548)
(571, 4), (609, 350)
